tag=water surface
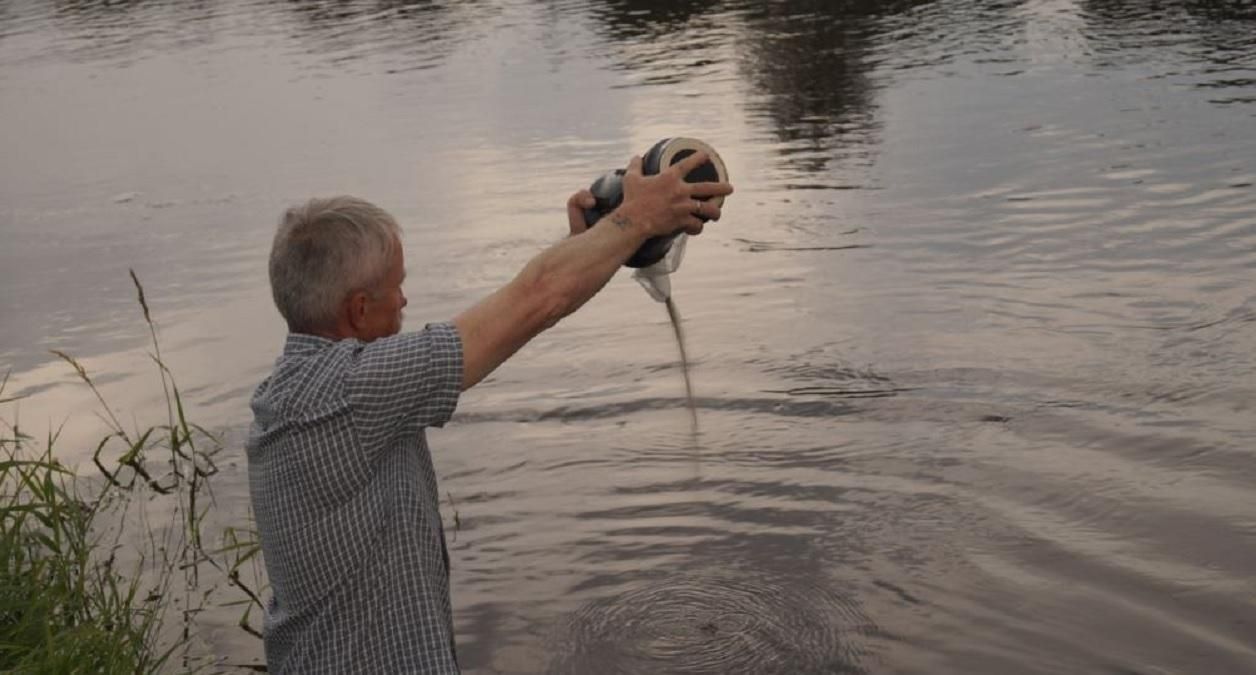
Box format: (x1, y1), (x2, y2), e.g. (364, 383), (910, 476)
(2, 0), (1254, 673)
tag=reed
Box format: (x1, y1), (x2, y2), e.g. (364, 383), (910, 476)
(0, 271), (266, 673)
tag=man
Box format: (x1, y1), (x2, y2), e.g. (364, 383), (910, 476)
(247, 151), (733, 673)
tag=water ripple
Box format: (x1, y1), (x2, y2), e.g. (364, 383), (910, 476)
(548, 571), (877, 675)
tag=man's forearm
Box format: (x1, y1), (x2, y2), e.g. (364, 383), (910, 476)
(451, 206), (652, 390)
(518, 207), (651, 325)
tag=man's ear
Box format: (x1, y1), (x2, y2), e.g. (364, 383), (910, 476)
(345, 291), (370, 333)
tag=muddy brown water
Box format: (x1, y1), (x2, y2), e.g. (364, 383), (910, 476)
(2, 1), (1255, 673)
(664, 296), (698, 431)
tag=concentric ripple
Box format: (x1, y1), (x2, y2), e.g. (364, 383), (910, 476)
(548, 572), (876, 675)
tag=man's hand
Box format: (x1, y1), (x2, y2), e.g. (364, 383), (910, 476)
(567, 189), (595, 236)
(616, 151), (734, 238)
(453, 156), (733, 391)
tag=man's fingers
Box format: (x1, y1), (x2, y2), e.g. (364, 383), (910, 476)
(567, 189), (594, 235)
(625, 155), (644, 177)
(567, 189), (595, 209)
(690, 202), (722, 222)
(690, 181), (735, 198)
(670, 150), (710, 177)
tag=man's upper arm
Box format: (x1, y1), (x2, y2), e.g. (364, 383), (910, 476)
(452, 277), (557, 391)
(344, 323), (463, 440)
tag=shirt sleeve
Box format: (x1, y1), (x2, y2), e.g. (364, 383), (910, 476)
(344, 322), (463, 444)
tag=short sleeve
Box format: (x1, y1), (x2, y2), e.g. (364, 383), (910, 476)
(345, 322), (463, 444)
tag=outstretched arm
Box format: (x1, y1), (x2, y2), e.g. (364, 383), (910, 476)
(452, 152), (733, 391)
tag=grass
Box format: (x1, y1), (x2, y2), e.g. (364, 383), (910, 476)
(0, 271), (267, 673)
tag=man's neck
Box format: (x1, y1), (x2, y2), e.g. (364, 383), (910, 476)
(303, 324), (354, 341)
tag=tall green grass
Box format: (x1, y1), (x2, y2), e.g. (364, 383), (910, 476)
(0, 271), (266, 673)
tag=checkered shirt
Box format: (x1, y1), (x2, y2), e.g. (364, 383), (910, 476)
(246, 322), (463, 674)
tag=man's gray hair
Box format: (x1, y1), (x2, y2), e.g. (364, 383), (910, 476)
(269, 196), (401, 333)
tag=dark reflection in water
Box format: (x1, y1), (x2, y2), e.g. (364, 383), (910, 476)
(733, 1), (931, 177)
(280, 0), (492, 73)
(1080, 0), (1256, 103)
(0, 1), (12, 41)
(577, 0), (717, 41)
(1084, 0), (1256, 24)
(570, 0), (743, 93)
(579, 0), (939, 177)
(42, 0), (219, 62)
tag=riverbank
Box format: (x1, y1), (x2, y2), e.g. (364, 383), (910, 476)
(0, 274), (264, 673)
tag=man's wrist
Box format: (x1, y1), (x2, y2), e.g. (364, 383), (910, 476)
(608, 203), (653, 240)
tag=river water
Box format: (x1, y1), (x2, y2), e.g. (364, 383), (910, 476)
(2, 1), (1254, 673)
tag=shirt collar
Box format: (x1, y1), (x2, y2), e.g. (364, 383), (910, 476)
(282, 332), (337, 357)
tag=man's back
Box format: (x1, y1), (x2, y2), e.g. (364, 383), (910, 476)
(247, 324), (462, 674)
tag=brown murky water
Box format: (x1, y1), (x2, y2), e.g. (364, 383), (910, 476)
(663, 296), (698, 431)
(2, 1), (1255, 673)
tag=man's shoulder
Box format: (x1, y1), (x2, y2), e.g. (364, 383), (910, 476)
(342, 324), (462, 382)
(252, 340), (357, 416)
(253, 324), (462, 426)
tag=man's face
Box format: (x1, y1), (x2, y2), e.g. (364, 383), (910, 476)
(359, 240), (407, 341)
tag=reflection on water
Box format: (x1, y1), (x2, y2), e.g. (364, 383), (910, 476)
(733, 1), (928, 179)
(1, 0), (1254, 673)
(281, 0), (496, 74)
(1080, 0), (1256, 104)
